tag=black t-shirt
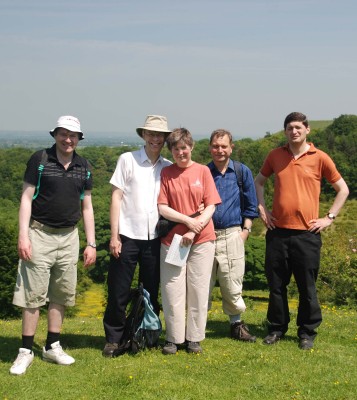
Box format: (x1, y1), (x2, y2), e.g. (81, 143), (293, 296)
(24, 144), (93, 228)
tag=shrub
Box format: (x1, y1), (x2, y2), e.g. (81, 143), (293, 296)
(318, 231), (357, 306)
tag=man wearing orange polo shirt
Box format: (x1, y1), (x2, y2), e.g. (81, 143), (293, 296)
(255, 112), (349, 350)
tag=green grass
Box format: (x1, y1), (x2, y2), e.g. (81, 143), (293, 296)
(1, 287), (356, 400)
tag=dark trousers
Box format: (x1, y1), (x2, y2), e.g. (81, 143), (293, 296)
(103, 235), (161, 343)
(265, 228), (322, 339)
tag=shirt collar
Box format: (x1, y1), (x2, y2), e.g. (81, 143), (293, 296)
(209, 159), (235, 173)
(139, 145), (164, 166)
(48, 144), (81, 165)
(283, 142), (317, 154)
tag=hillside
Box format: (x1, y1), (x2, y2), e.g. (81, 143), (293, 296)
(0, 114), (356, 320)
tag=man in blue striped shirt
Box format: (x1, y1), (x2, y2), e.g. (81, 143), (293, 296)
(207, 129), (258, 342)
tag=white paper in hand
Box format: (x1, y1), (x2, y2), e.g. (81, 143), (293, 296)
(165, 234), (191, 267)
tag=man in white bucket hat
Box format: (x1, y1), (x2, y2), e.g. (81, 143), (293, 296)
(10, 115), (96, 375)
(102, 114), (172, 357)
(50, 115), (85, 140)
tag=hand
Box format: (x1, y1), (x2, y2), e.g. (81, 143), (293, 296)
(18, 236), (32, 261)
(240, 230), (249, 242)
(83, 246), (96, 268)
(258, 205), (276, 230)
(185, 217), (204, 234)
(109, 236), (122, 258)
(197, 203), (205, 214)
(308, 216), (333, 233)
(181, 231), (195, 247)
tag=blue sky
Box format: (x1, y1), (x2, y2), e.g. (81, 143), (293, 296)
(1, 0), (356, 139)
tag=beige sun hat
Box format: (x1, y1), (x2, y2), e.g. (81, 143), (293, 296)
(50, 115), (84, 140)
(136, 115), (171, 138)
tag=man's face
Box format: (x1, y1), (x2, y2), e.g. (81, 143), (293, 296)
(142, 130), (166, 154)
(285, 121), (310, 145)
(209, 134), (233, 164)
(54, 128), (79, 156)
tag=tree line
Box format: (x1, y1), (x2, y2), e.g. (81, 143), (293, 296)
(0, 114), (356, 318)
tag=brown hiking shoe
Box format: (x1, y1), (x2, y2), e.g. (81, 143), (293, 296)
(230, 321), (256, 342)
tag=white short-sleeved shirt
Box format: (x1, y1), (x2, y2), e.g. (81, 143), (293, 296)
(110, 146), (172, 240)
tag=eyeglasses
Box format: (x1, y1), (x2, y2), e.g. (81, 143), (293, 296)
(143, 131), (165, 138)
(56, 130), (79, 140)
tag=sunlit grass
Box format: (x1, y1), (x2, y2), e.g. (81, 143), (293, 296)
(1, 285), (356, 400)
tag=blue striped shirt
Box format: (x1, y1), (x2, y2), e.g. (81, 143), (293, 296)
(207, 159), (258, 229)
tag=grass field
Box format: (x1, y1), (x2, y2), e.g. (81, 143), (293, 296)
(1, 285), (356, 400)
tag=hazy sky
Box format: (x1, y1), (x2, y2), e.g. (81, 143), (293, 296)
(1, 0), (356, 139)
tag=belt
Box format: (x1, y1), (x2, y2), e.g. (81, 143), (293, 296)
(215, 225), (241, 236)
(30, 219), (76, 234)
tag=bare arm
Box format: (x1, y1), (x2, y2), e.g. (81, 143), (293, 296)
(196, 204), (216, 227)
(181, 204), (216, 246)
(254, 172), (276, 230)
(158, 204), (204, 234)
(309, 177), (350, 233)
(82, 190), (96, 267)
(109, 186), (123, 258)
(181, 204), (216, 247)
(18, 182), (35, 260)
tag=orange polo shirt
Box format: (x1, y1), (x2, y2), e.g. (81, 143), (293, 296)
(260, 143), (341, 230)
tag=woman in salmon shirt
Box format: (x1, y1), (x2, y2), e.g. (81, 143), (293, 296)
(158, 127), (221, 355)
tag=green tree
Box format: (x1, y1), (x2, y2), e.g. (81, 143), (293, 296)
(0, 208), (21, 318)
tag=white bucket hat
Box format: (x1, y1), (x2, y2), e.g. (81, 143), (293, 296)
(136, 115), (171, 138)
(50, 115), (84, 140)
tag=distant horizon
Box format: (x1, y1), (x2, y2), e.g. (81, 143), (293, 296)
(0, 129), (253, 142)
(0, 118), (334, 143)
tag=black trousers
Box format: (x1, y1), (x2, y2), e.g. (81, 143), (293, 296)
(265, 228), (322, 339)
(103, 235), (161, 343)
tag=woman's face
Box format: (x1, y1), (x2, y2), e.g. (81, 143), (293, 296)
(171, 140), (193, 167)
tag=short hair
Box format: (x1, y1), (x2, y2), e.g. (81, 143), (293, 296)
(166, 128), (193, 151)
(209, 129), (233, 145)
(284, 112), (309, 129)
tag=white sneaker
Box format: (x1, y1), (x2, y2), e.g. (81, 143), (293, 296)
(10, 348), (34, 375)
(42, 341), (75, 365)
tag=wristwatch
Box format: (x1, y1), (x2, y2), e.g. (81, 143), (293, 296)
(243, 227), (252, 233)
(326, 213), (336, 220)
(87, 242), (97, 248)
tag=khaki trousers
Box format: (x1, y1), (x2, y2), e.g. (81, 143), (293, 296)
(209, 226), (246, 316)
(160, 241), (215, 344)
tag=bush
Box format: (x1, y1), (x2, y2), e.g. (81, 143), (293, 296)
(244, 236), (268, 290)
(0, 219), (21, 319)
(318, 231), (357, 306)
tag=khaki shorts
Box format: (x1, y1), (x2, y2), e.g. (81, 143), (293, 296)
(13, 224), (79, 308)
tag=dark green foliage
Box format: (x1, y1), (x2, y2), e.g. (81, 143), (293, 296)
(0, 217), (21, 318)
(0, 148), (32, 203)
(309, 114), (357, 199)
(318, 230), (357, 307)
(244, 237), (267, 290)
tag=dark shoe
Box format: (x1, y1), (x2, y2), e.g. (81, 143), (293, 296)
(186, 341), (202, 354)
(230, 321), (256, 342)
(263, 333), (283, 345)
(102, 342), (118, 357)
(162, 342), (177, 355)
(299, 338), (314, 350)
